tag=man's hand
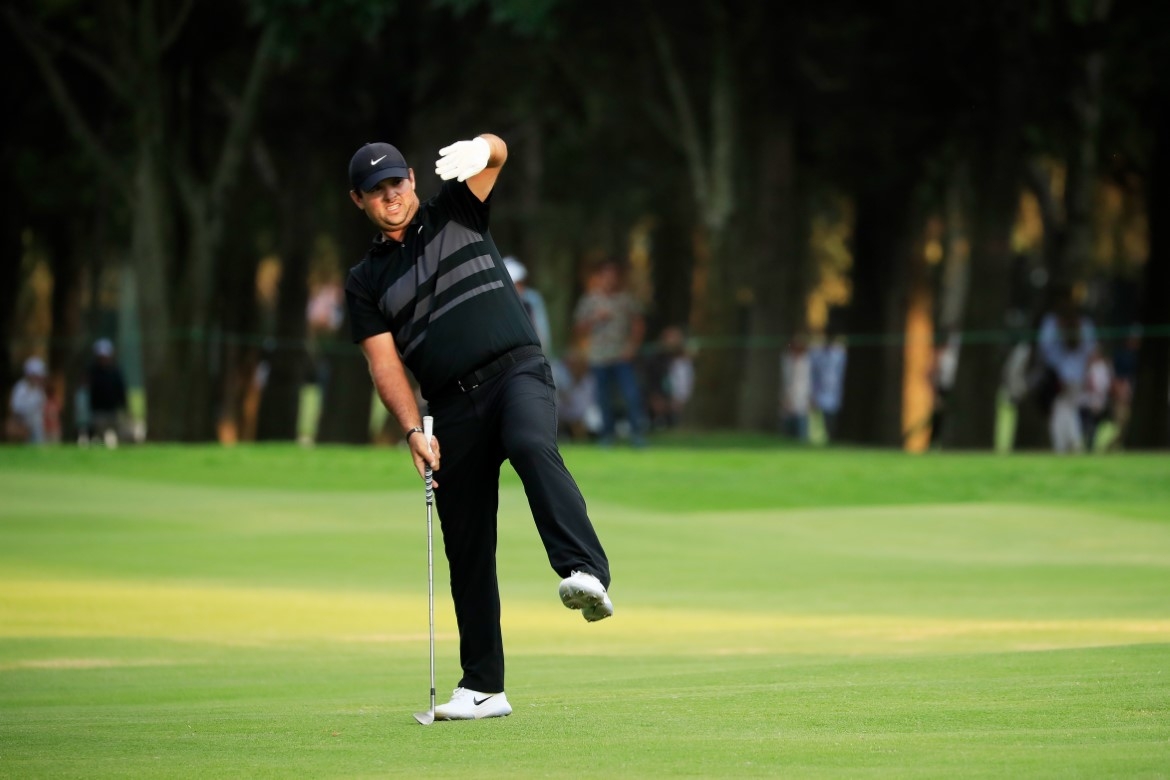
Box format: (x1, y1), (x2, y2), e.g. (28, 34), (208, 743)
(409, 432), (441, 488)
(435, 137), (491, 182)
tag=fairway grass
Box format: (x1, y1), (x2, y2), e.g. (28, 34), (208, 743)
(1, 444), (1168, 778)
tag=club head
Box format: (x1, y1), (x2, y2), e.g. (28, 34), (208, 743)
(413, 710), (435, 726)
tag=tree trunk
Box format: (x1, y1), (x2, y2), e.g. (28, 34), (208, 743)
(314, 337), (373, 444)
(0, 206), (22, 435)
(131, 148), (184, 442)
(838, 181), (912, 446)
(648, 194), (695, 340)
(645, 3), (740, 429)
(938, 163), (971, 330)
(687, 226), (741, 429)
(737, 113), (802, 432)
(947, 173), (1017, 449)
(171, 223), (220, 442)
(945, 5), (1027, 450)
(46, 220), (88, 441)
(1054, 0), (1112, 287)
(1128, 94), (1170, 449)
(212, 201), (264, 442)
(256, 199), (312, 442)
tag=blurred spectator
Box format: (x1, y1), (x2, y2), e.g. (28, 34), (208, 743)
(307, 280), (344, 393)
(43, 384), (62, 444)
(809, 330), (847, 442)
(551, 348), (600, 441)
(1079, 344), (1113, 452)
(85, 338), (129, 447)
(573, 259), (647, 447)
(928, 329), (961, 449)
(1107, 325), (1141, 451)
(307, 281), (344, 334)
(1038, 290), (1097, 454)
(780, 333), (811, 442)
(7, 356), (48, 444)
(240, 338), (277, 442)
(504, 256), (552, 355)
(644, 325), (694, 431)
(1001, 333), (1032, 407)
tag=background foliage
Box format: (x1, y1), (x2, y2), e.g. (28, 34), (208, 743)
(3, 0), (1167, 446)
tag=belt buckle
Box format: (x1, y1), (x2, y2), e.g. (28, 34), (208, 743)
(457, 378), (479, 393)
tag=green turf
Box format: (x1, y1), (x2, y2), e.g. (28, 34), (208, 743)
(1, 442), (1168, 778)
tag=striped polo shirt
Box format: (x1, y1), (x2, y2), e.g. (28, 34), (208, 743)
(344, 180), (539, 399)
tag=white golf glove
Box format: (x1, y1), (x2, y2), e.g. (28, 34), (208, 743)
(435, 137), (491, 182)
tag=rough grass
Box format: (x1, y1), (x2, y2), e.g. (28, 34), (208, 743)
(1, 443), (1168, 778)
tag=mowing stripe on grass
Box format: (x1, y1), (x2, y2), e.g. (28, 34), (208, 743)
(4, 576), (1169, 658)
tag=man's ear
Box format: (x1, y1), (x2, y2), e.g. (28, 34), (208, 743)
(349, 189), (364, 208)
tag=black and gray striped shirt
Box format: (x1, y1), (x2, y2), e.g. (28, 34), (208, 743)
(345, 180), (539, 399)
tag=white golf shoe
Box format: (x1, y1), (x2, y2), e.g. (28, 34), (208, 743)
(558, 570), (614, 622)
(433, 688), (512, 720)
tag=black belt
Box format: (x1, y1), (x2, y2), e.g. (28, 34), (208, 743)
(443, 344), (544, 397)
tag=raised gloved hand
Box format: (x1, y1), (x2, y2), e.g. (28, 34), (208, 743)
(435, 137), (491, 182)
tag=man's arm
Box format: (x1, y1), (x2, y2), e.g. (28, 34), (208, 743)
(359, 333), (440, 482)
(465, 133), (506, 202)
(434, 133), (507, 202)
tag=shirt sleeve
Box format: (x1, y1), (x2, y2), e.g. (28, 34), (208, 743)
(345, 266), (391, 344)
(434, 179), (490, 232)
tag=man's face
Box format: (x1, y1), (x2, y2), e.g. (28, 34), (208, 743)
(350, 172), (418, 237)
(598, 264), (619, 292)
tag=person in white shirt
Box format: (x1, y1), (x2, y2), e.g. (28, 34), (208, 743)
(503, 257), (552, 355)
(1079, 344), (1113, 452)
(780, 334), (812, 441)
(8, 357), (48, 444)
(1037, 291), (1097, 454)
(928, 330), (961, 448)
(809, 332), (847, 442)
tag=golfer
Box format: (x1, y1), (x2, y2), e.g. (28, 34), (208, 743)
(344, 133), (613, 721)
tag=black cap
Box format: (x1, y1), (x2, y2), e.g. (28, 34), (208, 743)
(349, 142), (410, 192)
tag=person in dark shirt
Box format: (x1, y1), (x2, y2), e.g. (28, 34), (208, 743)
(1108, 325), (1141, 450)
(86, 339), (128, 447)
(343, 134), (613, 721)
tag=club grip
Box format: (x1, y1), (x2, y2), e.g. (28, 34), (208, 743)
(422, 416), (435, 504)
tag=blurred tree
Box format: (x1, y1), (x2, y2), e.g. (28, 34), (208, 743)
(2, 10), (120, 441)
(734, 0), (823, 433)
(6, 0), (1166, 448)
(1130, 99), (1169, 448)
(251, 15), (402, 442)
(5, 0), (279, 440)
(1025, 0), (1114, 289)
(1, 15), (48, 431)
(641, 2), (740, 428)
(825, 2), (960, 446)
(1004, 0), (1117, 451)
(1117, 0), (1170, 448)
(947, 2), (1032, 449)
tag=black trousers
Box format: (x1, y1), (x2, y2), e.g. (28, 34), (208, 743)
(427, 355), (610, 693)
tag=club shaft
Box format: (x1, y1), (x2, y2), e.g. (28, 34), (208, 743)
(425, 467), (435, 711)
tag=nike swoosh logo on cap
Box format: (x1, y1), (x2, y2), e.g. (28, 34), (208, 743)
(371, 155), (387, 165)
(473, 695), (494, 706)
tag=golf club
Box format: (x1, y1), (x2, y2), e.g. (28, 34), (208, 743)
(413, 416), (436, 726)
